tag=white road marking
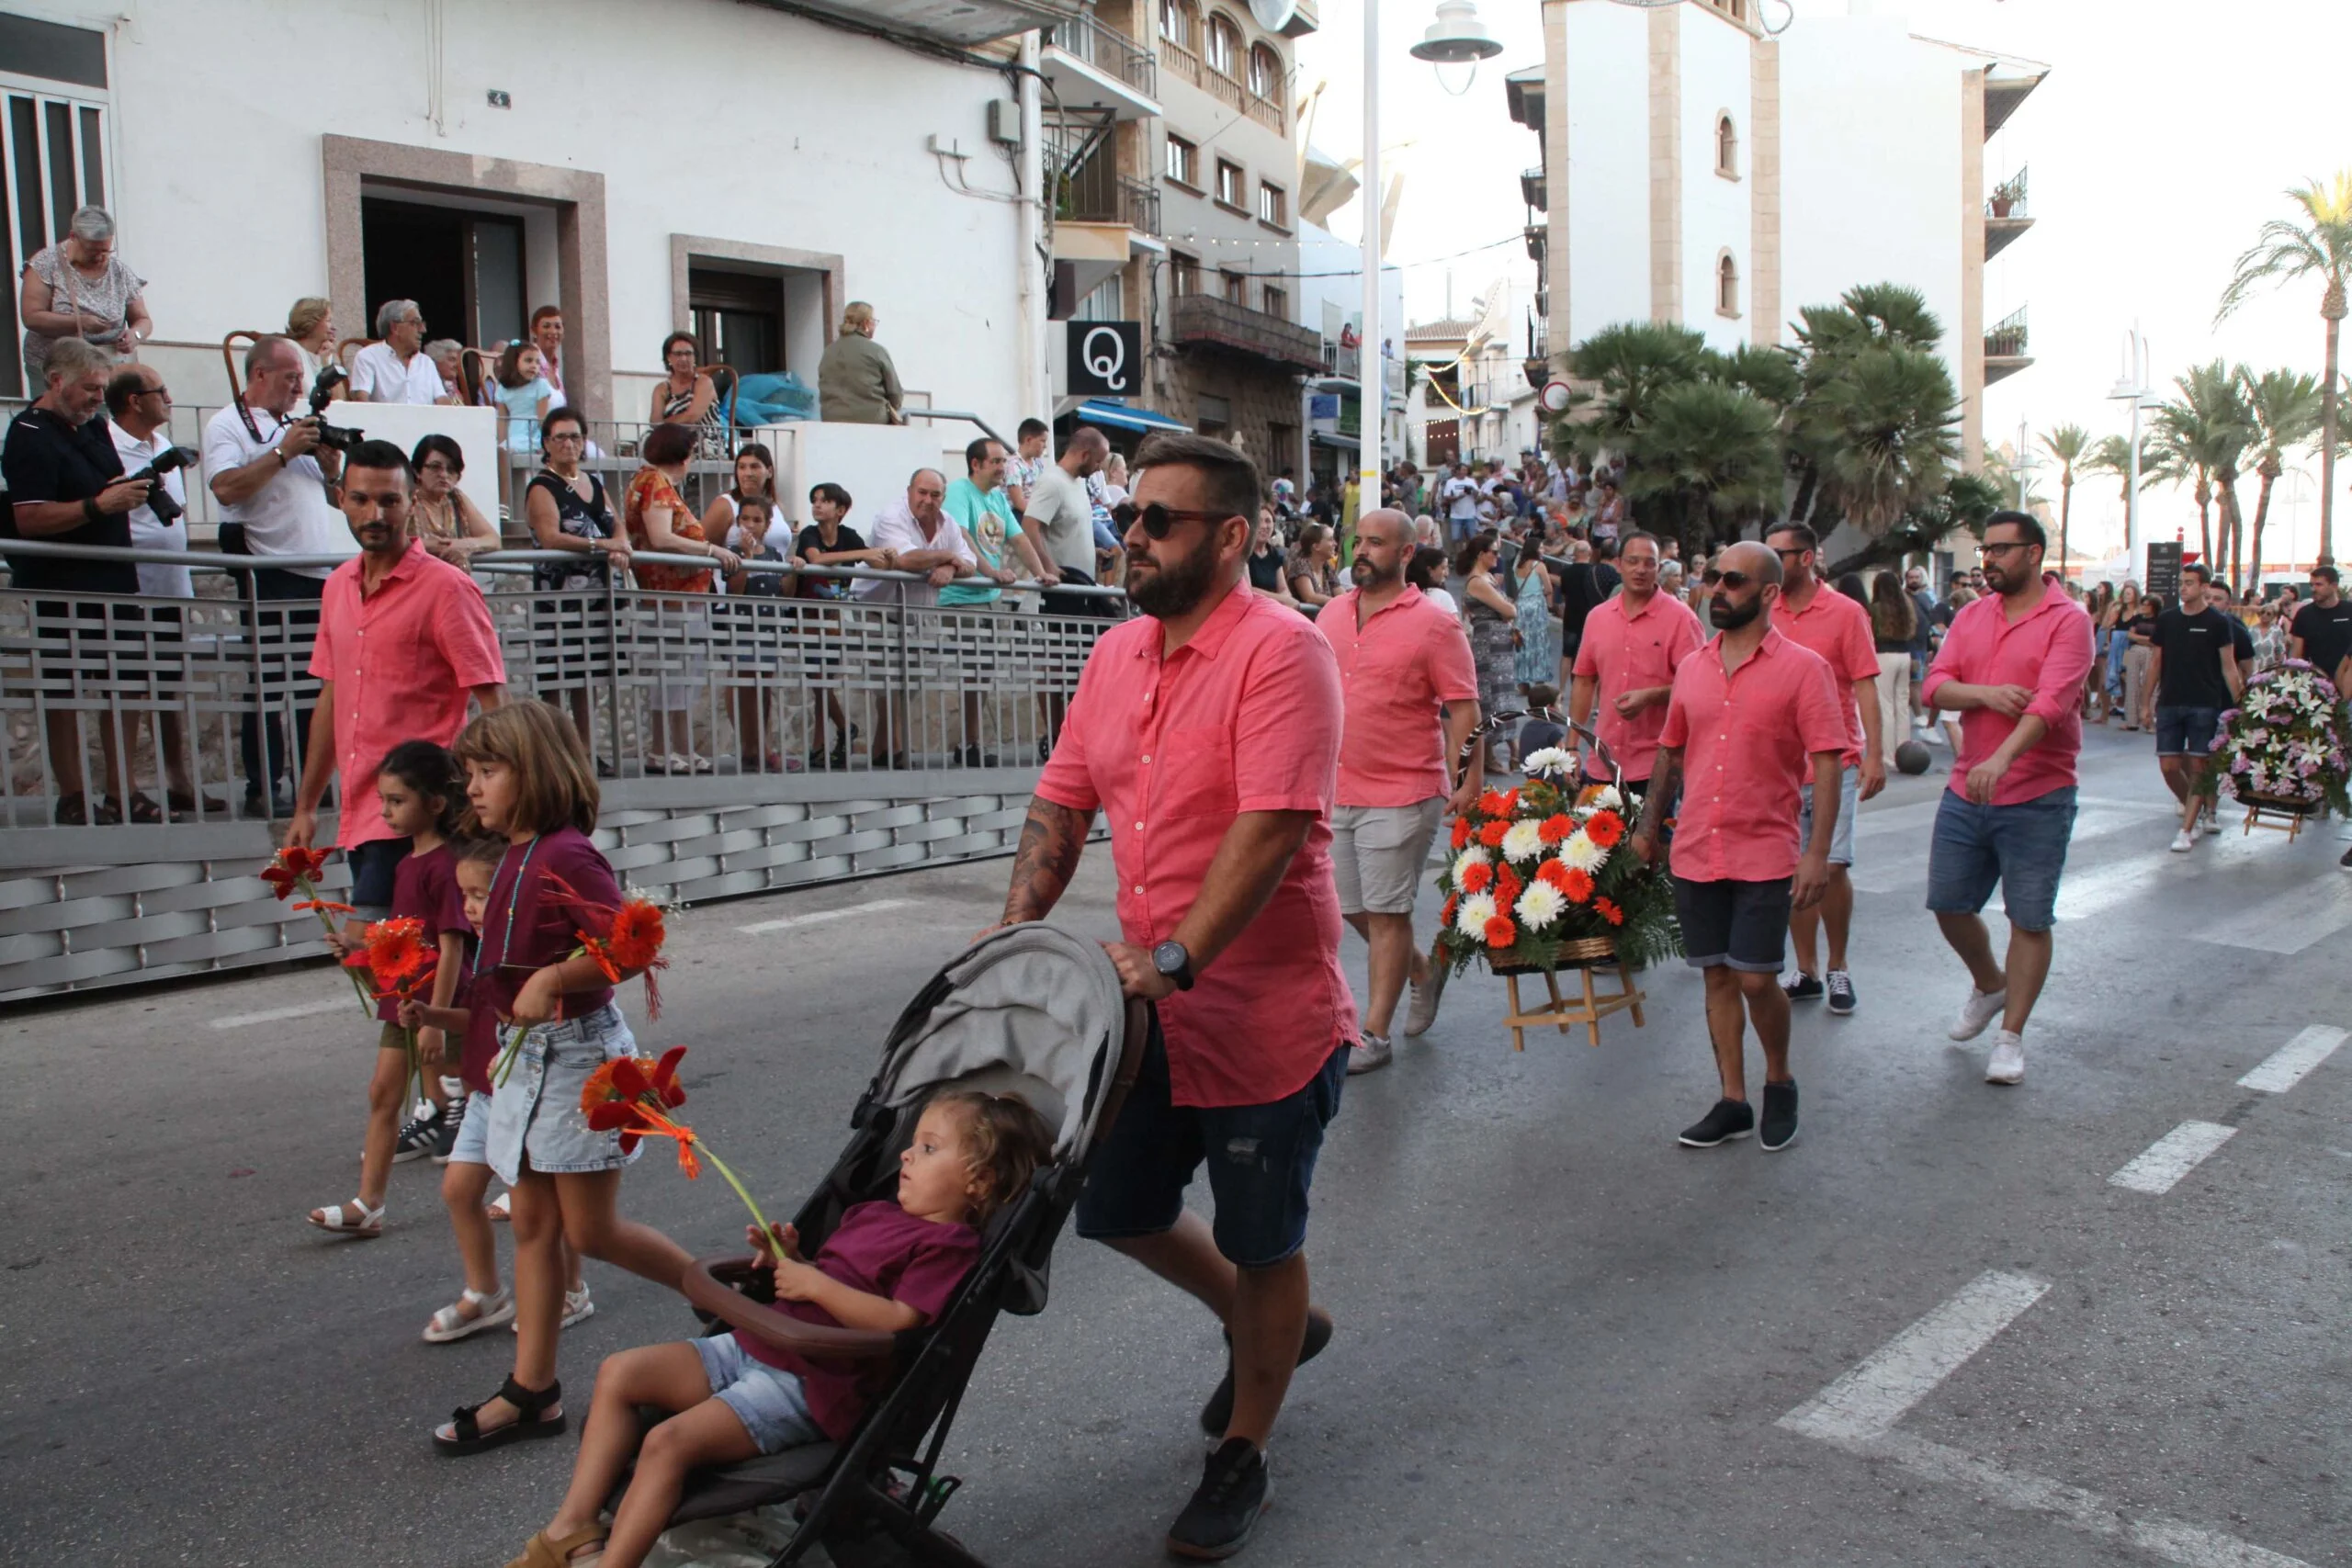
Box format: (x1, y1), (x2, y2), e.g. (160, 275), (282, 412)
(2238, 1026), (2347, 1094)
(208, 997), (351, 1030)
(2195, 874), (2352, 955)
(737, 897), (915, 935)
(1777, 1270), (2049, 1443)
(2108, 1121), (2237, 1194)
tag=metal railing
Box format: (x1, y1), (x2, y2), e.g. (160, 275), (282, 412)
(1049, 12), (1158, 97)
(1985, 305), (2030, 359)
(1987, 164), (2029, 220)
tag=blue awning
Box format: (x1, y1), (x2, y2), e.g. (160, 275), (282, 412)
(1070, 399), (1191, 434)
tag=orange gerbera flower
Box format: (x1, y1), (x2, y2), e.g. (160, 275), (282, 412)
(1450, 817), (1473, 850)
(1477, 789), (1510, 817)
(543, 874), (671, 1019)
(1583, 809), (1626, 849)
(1477, 820), (1511, 848)
(1498, 787), (1521, 816)
(1535, 858), (1569, 890)
(1494, 864), (1523, 907)
(1441, 894), (1458, 928)
(1538, 813), (1575, 844)
(1593, 896), (1624, 927)
(347, 917), (435, 993)
(1560, 867), (1595, 903)
(1483, 913), (1517, 948)
(1460, 861), (1494, 894)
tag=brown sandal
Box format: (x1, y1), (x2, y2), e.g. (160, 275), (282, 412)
(504, 1524), (606, 1567)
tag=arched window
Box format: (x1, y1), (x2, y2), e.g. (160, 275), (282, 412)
(1715, 114), (1739, 178)
(1716, 252), (1741, 317)
(1159, 0), (1193, 51)
(1249, 41), (1283, 103)
(1205, 12), (1241, 77)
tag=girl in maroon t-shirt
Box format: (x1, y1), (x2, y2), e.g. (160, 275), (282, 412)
(306, 741), (468, 1240)
(513, 1091), (1054, 1568)
(431, 701), (689, 1458)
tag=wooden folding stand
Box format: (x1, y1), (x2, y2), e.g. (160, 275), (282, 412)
(2236, 794), (2317, 842)
(1494, 938), (1646, 1051)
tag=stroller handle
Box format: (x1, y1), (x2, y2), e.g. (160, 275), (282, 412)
(1454, 706), (1627, 796)
(683, 1253), (900, 1361)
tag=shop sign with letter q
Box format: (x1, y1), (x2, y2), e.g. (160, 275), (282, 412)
(1068, 321), (1143, 398)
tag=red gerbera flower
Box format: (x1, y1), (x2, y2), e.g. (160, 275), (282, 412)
(1593, 896), (1624, 927)
(1583, 809), (1625, 849)
(1478, 820), (1511, 848)
(1498, 787), (1521, 815)
(1450, 817), (1473, 850)
(1460, 861), (1494, 894)
(259, 845), (331, 899)
(543, 873), (670, 1020)
(1561, 867), (1595, 904)
(1477, 789), (1510, 817)
(1538, 813), (1575, 844)
(1535, 858), (1569, 890)
(1494, 864), (1523, 907)
(347, 917), (435, 993)
(1441, 894), (1458, 928)
(1483, 913), (1518, 949)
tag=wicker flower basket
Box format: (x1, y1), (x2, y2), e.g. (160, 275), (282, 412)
(1488, 936), (1620, 976)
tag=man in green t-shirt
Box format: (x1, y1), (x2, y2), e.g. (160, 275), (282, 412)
(941, 436), (1038, 765)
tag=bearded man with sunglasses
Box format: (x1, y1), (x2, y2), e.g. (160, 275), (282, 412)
(997, 433), (1351, 1559)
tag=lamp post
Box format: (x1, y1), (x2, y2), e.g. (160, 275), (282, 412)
(2107, 327), (2156, 581)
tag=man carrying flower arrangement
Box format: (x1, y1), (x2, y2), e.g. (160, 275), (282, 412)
(1631, 541), (1848, 1153)
(1918, 512), (2096, 1087)
(1314, 507), (1483, 1073)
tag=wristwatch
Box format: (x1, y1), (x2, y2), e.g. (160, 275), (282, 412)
(1150, 939), (1194, 991)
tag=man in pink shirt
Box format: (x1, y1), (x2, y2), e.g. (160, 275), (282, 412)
(1314, 508), (1482, 1072)
(1632, 541), (1848, 1153)
(1765, 521), (1885, 1018)
(288, 440), (505, 909)
(1919, 511), (2095, 1086)
(998, 433), (1352, 1559)
(1569, 529), (1705, 800)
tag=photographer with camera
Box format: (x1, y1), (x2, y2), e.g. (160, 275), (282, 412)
(203, 334), (357, 817)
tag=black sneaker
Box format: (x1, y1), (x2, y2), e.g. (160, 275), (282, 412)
(428, 1098), (464, 1165)
(1678, 1098), (1755, 1148)
(1783, 972), (1824, 1002)
(1167, 1438), (1270, 1561)
(1825, 970), (1856, 1016)
(1759, 1079), (1800, 1152)
(1199, 1309), (1334, 1437)
(392, 1105), (440, 1164)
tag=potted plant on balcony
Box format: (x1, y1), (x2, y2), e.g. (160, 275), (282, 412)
(1989, 174), (2025, 219)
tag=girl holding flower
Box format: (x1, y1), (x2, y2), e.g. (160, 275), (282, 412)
(433, 701), (692, 1456)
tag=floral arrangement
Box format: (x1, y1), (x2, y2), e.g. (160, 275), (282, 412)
(2199, 659), (2352, 818)
(1433, 748), (1680, 974)
(582, 1046), (770, 1235)
(348, 917), (438, 1105)
(260, 845), (372, 1013)
(492, 876), (671, 1086)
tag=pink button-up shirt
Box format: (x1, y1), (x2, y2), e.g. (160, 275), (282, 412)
(1658, 627), (1849, 883)
(1037, 580), (1355, 1108)
(1315, 584), (1479, 807)
(1921, 575), (2096, 806)
(1572, 589), (1706, 782)
(308, 544), (505, 849)
(1776, 583), (1880, 766)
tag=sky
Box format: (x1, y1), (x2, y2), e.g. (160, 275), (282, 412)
(1295, 0), (2352, 567)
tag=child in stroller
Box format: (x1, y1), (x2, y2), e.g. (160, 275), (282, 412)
(509, 1089), (1054, 1568)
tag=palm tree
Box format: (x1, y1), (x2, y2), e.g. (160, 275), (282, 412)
(1622, 380), (1783, 555)
(2148, 362), (2252, 570)
(1555, 321), (1712, 466)
(2037, 423), (2089, 578)
(2237, 367), (2324, 586)
(1809, 344), (1961, 531)
(2217, 173), (2352, 566)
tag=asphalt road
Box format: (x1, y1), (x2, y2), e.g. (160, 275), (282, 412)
(2, 723), (2346, 1568)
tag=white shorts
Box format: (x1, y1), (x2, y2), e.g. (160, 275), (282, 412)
(1330, 797), (1446, 916)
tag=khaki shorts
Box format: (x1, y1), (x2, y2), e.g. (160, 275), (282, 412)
(1330, 797), (1446, 916)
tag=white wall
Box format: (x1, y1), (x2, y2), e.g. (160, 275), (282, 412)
(37, 0), (1024, 423)
(1678, 14), (1755, 353)
(1561, 1), (1654, 342)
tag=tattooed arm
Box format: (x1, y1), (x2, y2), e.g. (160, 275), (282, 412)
(1630, 746), (1680, 865)
(1000, 795), (1095, 926)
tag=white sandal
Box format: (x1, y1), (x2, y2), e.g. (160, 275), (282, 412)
(307, 1198), (384, 1238)
(424, 1286), (514, 1343)
(513, 1281), (595, 1333)
(487, 1190), (512, 1222)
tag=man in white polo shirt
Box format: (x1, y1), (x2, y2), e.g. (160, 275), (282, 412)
(349, 299), (449, 405)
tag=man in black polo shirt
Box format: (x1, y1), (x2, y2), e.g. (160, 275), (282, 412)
(2142, 562), (2243, 853)
(1, 337), (151, 824)
(2289, 565), (2352, 694)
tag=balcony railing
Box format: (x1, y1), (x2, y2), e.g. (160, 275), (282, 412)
(1156, 36), (1283, 130)
(1987, 164), (2029, 220)
(1056, 153), (1162, 235)
(1524, 223), (1546, 264)
(1168, 294), (1327, 373)
(1049, 12), (1158, 97)
(1521, 165), (1546, 211)
(1984, 304), (2030, 360)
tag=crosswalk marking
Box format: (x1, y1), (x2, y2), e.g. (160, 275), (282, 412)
(2109, 1122), (2236, 1194)
(2238, 1026), (2348, 1093)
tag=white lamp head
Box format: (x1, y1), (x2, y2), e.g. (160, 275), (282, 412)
(1409, 0), (1505, 63)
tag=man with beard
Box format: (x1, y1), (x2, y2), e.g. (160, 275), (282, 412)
(1919, 512), (2094, 1086)
(1313, 508), (1483, 1069)
(996, 433), (1351, 1559)
(1569, 530), (1705, 806)
(1632, 541), (1846, 1153)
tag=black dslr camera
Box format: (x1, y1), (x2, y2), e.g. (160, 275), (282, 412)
(126, 444), (201, 525)
(307, 365), (364, 453)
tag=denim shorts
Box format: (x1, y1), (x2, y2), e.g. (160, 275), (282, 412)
(1926, 785), (2077, 932)
(2154, 705), (2222, 758)
(1672, 875), (1792, 973)
(693, 1333), (826, 1455)
(481, 1003), (644, 1186)
(1075, 1024), (1347, 1269)
(1797, 765), (1860, 867)
(447, 1090), (492, 1167)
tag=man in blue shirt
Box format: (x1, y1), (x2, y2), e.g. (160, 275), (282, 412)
(941, 436), (1037, 766)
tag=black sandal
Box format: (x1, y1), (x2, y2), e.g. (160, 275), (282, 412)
(433, 1374), (564, 1456)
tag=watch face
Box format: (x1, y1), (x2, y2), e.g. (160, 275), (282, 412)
(1153, 941), (1186, 974)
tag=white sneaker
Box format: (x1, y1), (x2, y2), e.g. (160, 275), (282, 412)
(1346, 1034), (1395, 1075)
(2170, 829), (2196, 853)
(1948, 986), (2004, 1042)
(1985, 1032), (2025, 1086)
(2201, 804), (2222, 835)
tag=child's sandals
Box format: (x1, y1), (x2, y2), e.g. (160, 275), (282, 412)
(306, 1198), (383, 1237)
(423, 1286), (514, 1343)
(487, 1189), (512, 1221)
(509, 1280), (595, 1332)
(433, 1374), (564, 1455)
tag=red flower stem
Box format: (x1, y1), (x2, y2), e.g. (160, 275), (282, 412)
(300, 875), (377, 1016)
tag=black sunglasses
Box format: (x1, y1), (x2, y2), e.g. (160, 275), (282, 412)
(1716, 570), (1758, 591)
(1702, 569), (1723, 584)
(1113, 501), (1231, 539)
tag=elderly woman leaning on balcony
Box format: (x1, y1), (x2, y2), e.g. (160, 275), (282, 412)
(816, 301), (904, 424)
(19, 206), (150, 385)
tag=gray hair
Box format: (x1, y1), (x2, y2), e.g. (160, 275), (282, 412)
(373, 299), (421, 338)
(67, 206), (113, 243)
(44, 337), (111, 381)
(243, 333), (298, 380)
(424, 337), (464, 361)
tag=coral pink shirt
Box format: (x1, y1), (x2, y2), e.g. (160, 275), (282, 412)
(1571, 589), (1706, 783)
(1315, 584), (1479, 807)
(307, 543), (505, 848)
(1038, 580), (1356, 1108)
(1775, 582), (1880, 767)
(1658, 627), (1849, 883)
(1921, 575), (2096, 806)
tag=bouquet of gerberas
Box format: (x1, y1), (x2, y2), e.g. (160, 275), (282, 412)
(2199, 659), (2352, 818)
(490, 875), (671, 1086)
(582, 1045), (771, 1236)
(1433, 748), (1681, 975)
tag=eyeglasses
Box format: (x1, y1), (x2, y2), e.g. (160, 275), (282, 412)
(1771, 547), (1809, 560)
(1702, 570), (1723, 584)
(1112, 501), (1232, 539)
(1716, 570), (1758, 591)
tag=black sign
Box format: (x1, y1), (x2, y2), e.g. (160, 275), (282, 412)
(2146, 540), (2183, 604)
(1067, 320), (1142, 398)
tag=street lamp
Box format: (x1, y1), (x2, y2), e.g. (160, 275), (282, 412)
(1351, 1), (1502, 514)
(2106, 327), (2158, 581)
